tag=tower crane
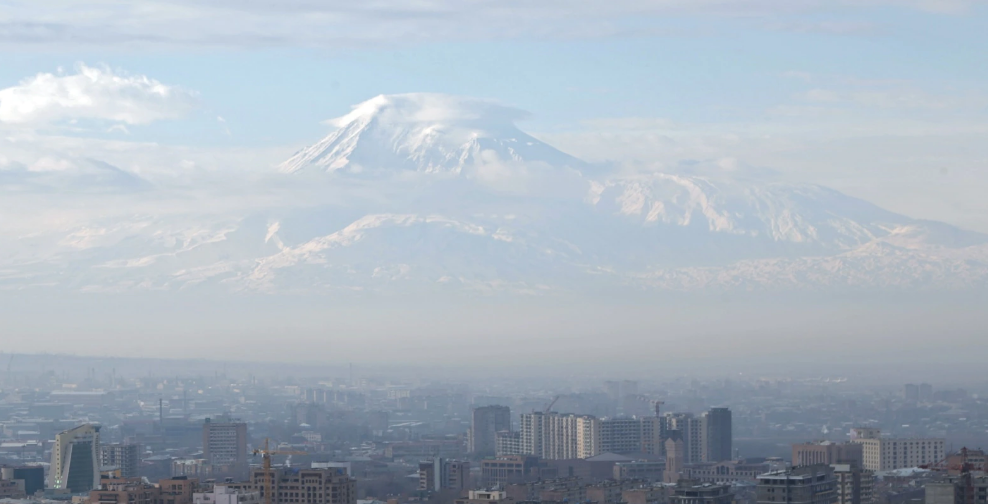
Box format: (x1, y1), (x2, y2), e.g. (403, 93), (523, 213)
(632, 396), (666, 454)
(636, 396), (665, 417)
(544, 395), (561, 414)
(252, 439), (307, 504)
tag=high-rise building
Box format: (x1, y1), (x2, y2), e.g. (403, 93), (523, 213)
(666, 413), (703, 464)
(519, 412), (588, 459)
(919, 384), (934, 402)
(598, 417), (662, 455)
(228, 467), (355, 504)
(701, 408), (732, 462)
(49, 423), (102, 493)
(792, 442), (864, 467)
(101, 444), (141, 479)
(419, 459), (470, 492)
(849, 428), (944, 471)
(665, 433), (686, 483)
(518, 412), (660, 459)
(520, 413), (545, 458)
(202, 419), (248, 477)
(469, 406), (511, 456)
(831, 464), (875, 504)
(757, 465), (838, 504)
(495, 431), (522, 456)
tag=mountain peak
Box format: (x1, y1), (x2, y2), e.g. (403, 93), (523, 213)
(327, 93), (529, 130)
(279, 93), (585, 176)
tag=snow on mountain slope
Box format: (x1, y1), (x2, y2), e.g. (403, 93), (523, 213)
(590, 174), (988, 253)
(279, 93), (587, 176)
(3, 93), (988, 295)
(235, 212), (593, 293)
(3, 202), (987, 294)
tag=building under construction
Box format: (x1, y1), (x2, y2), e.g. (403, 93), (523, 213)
(226, 467), (355, 504)
(924, 448), (988, 504)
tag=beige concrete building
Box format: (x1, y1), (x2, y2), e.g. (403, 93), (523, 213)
(519, 412), (661, 460)
(665, 436), (686, 483)
(793, 442), (864, 467)
(850, 428), (944, 471)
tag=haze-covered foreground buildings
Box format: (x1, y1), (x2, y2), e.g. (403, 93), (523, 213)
(0, 354), (982, 504)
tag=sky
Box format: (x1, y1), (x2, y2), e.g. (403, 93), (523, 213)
(2, 1), (988, 368)
(2, 0), (987, 229)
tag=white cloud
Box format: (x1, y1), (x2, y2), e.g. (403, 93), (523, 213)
(326, 93), (528, 129)
(0, 64), (199, 126)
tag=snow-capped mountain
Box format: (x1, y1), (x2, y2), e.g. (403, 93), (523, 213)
(279, 93), (587, 176)
(3, 93), (988, 294)
(590, 175), (986, 254)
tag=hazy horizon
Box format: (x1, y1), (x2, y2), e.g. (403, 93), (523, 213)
(2, 1), (987, 374)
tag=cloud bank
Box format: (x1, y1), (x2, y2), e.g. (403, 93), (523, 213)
(0, 64), (199, 126)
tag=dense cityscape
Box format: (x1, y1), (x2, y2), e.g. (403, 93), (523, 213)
(0, 355), (985, 504)
(3, 6), (987, 504)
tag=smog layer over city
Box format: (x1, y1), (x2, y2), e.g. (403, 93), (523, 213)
(1, 4), (987, 504)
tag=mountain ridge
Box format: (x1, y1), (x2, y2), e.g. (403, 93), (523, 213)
(3, 92), (986, 294)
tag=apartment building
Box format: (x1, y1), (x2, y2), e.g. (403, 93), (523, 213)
(850, 428), (944, 471)
(832, 464), (875, 504)
(519, 412), (662, 460)
(101, 443), (142, 479)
